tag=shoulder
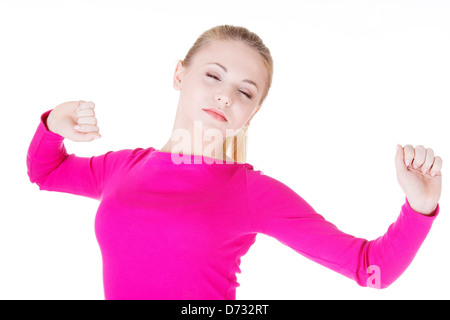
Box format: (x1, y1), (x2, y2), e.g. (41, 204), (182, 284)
(127, 146), (157, 158)
(245, 167), (290, 195)
(97, 146), (157, 169)
(245, 167), (315, 210)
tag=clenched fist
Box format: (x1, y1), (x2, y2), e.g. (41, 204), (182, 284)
(47, 100), (101, 142)
(395, 144), (443, 216)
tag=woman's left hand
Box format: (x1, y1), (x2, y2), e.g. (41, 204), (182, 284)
(395, 144), (443, 215)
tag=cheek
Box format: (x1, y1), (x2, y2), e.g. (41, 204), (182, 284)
(188, 78), (211, 100)
(181, 80), (207, 104)
(230, 110), (253, 128)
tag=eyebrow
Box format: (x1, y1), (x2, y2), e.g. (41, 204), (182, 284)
(206, 62), (259, 92)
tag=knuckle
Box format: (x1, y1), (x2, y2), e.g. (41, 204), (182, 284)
(414, 146), (425, 155)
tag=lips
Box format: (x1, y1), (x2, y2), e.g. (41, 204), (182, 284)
(203, 107), (228, 122)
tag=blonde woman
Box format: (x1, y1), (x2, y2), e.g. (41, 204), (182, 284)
(27, 25), (442, 300)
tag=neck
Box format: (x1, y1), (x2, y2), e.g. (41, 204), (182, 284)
(160, 109), (239, 163)
(160, 139), (226, 160)
(160, 129), (235, 163)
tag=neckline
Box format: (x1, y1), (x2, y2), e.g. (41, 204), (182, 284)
(151, 149), (248, 166)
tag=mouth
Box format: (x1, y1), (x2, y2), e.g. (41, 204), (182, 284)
(203, 108), (228, 122)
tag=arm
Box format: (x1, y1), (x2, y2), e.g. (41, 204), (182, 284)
(245, 169), (439, 289)
(26, 109), (135, 200)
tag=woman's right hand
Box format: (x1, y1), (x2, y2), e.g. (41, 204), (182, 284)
(46, 100), (101, 142)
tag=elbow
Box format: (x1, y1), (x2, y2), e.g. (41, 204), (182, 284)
(26, 166), (49, 190)
(357, 265), (397, 290)
(369, 282), (393, 290)
(27, 167), (42, 186)
(28, 175), (47, 190)
(26, 156), (39, 185)
(357, 278), (393, 290)
(26, 155), (49, 189)
(367, 281), (392, 290)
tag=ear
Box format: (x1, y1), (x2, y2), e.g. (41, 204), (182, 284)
(173, 60), (185, 91)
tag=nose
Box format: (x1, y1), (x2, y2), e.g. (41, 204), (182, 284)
(215, 89), (231, 107)
(217, 97), (229, 106)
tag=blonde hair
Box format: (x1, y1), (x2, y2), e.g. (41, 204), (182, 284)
(181, 25), (273, 164)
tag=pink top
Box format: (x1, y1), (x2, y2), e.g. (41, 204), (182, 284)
(27, 109), (439, 300)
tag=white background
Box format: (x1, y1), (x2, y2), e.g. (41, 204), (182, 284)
(1, 0), (449, 300)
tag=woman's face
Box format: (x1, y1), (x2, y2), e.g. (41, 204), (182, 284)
(173, 39), (267, 138)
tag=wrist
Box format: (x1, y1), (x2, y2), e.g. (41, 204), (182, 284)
(46, 109), (58, 133)
(407, 198), (438, 216)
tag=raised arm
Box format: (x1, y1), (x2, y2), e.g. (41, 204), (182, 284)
(245, 144), (442, 288)
(27, 101), (134, 200)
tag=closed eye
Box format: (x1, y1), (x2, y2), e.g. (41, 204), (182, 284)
(207, 73), (220, 80)
(207, 73), (252, 99)
(240, 91), (252, 99)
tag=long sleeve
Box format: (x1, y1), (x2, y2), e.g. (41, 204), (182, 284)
(26, 109), (135, 200)
(245, 169), (439, 289)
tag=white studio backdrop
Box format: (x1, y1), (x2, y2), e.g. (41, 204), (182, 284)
(0, 0), (449, 300)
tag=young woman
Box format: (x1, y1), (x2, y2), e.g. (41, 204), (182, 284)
(27, 25), (442, 300)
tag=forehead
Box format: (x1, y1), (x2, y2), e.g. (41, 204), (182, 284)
(191, 40), (267, 82)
